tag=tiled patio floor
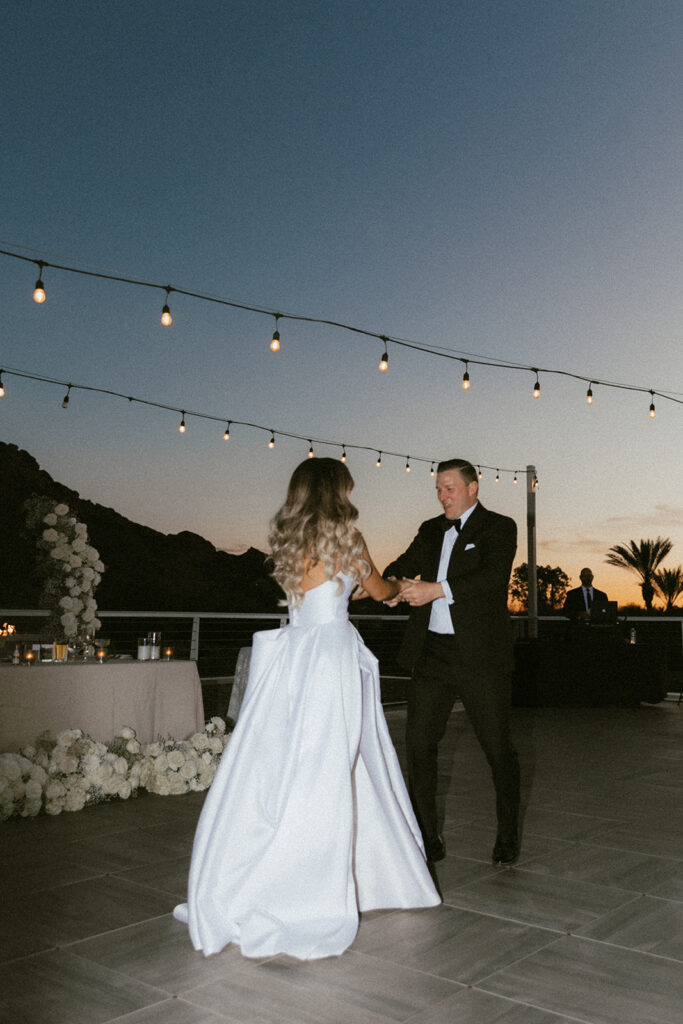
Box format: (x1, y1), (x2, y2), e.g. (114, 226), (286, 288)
(2, 701), (683, 1024)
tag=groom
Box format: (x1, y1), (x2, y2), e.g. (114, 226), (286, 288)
(384, 458), (520, 865)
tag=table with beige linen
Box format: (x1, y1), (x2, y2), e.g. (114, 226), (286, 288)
(0, 659), (205, 752)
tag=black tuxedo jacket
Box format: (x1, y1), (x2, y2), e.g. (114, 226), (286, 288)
(384, 502), (517, 675)
(563, 586), (608, 619)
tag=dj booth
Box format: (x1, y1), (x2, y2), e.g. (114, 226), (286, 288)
(512, 629), (667, 707)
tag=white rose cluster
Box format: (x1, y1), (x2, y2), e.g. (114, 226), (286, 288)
(31, 500), (105, 638)
(1, 719), (231, 821)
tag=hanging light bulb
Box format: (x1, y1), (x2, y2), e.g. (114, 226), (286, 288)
(268, 431), (275, 449)
(378, 339), (389, 372)
(376, 452), (382, 468)
(33, 262), (46, 303)
(405, 457), (411, 473)
(223, 421), (231, 441)
(532, 371), (541, 399)
(586, 383), (594, 405)
(513, 473), (518, 484)
(161, 287), (173, 326)
(178, 411), (186, 433)
(429, 462), (435, 477)
(0, 371), (4, 398)
(340, 446), (347, 463)
(478, 466), (483, 480)
(61, 385), (71, 409)
(308, 442), (315, 458)
(533, 475), (540, 490)
(649, 392), (656, 418)
(270, 315), (281, 352)
(495, 470), (500, 483)
(461, 361), (470, 390)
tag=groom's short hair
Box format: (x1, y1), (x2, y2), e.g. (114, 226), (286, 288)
(437, 458), (477, 484)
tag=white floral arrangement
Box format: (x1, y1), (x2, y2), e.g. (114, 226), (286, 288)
(24, 497), (104, 639)
(0, 718), (229, 822)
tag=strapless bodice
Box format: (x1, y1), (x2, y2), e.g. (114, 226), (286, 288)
(288, 573), (354, 628)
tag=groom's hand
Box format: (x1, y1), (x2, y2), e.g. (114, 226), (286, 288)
(401, 579), (444, 607)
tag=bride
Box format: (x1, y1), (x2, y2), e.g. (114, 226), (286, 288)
(173, 457), (440, 959)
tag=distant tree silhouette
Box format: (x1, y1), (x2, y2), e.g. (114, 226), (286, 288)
(605, 537), (673, 612)
(509, 563), (569, 613)
(654, 566), (683, 613)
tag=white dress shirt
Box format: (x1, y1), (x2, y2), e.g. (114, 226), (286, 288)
(429, 502), (477, 634)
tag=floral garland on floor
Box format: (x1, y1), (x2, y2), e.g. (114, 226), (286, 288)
(0, 717), (230, 821)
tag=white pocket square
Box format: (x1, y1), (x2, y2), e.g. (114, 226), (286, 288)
(465, 543), (476, 550)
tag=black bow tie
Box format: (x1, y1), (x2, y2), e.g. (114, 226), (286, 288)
(440, 516), (461, 533)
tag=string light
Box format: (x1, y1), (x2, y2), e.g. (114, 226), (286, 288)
(61, 385), (71, 409)
(378, 338), (389, 372)
(649, 392), (656, 418)
(513, 472), (518, 484)
(533, 475), (540, 490)
(161, 287), (173, 326)
(33, 262), (46, 303)
(270, 315), (281, 352)
(495, 470), (500, 483)
(586, 383), (594, 404)
(478, 466), (483, 480)
(0, 371), (4, 397)
(0, 367), (537, 484)
(532, 371), (541, 399)
(308, 442), (315, 458)
(2, 246), (680, 421)
(340, 446), (347, 463)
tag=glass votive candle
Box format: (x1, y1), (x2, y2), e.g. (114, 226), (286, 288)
(24, 648), (36, 665)
(137, 637), (151, 661)
(163, 646), (173, 661)
(96, 647), (107, 663)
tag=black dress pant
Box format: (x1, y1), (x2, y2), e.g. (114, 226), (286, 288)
(406, 631), (519, 848)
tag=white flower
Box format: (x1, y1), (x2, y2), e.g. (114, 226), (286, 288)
(69, 554), (83, 568)
(55, 755), (79, 774)
(118, 726), (136, 740)
(146, 742), (163, 757)
(43, 513), (58, 525)
(56, 729), (83, 746)
(166, 750), (185, 771)
(71, 538), (87, 553)
(190, 733), (210, 751)
(181, 759), (198, 780)
(59, 596), (74, 610)
(126, 739), (141, 755)
(54, 503), (69, 516)
(45, 780), (66, 800)
(209, 717), (226, 734)
(64, 789), (87, 812)
(42, 528), (59, 542)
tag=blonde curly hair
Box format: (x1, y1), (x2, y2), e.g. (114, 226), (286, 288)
(268, 458), (370, 605)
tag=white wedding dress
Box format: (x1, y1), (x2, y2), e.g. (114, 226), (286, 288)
(173, 573), (440, 960)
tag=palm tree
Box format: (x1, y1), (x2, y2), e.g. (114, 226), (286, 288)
(605, 537), (673, 612)
(654, 566), (683, 613)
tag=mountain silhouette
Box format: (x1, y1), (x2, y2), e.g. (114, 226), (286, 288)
(0, 441), (283, 612)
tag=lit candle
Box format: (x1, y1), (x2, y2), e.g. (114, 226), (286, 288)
(24, 649), (36, 665)
(163, 646), (173, 660)
(96, 648), (107, 663)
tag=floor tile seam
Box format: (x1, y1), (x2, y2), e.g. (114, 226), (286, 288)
(558, 930), (683, 966)
(342, 947), (468, 987)
(447, 863), (641, 902)
(497, 859), (679, 897)
(56, 910), (177, 954)
(466, 982), (596, 1024)
(104, 996), (226, 1024)
(104, 869), (187, 901)
(461, 932), (567, 988)
(572, 838), (683, 861)
(435, 899), (567, 937)
(5, 868), (113, 896)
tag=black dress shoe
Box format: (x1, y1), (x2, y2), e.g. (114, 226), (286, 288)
(426, 834), (446, 862)
(492, 831), (519, 865)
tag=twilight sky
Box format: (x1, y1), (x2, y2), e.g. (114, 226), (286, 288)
(2, 0), (682, 607)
